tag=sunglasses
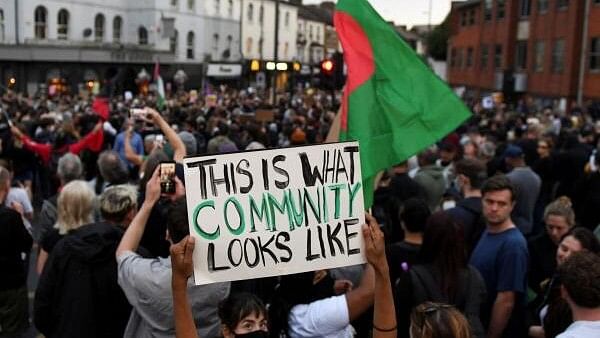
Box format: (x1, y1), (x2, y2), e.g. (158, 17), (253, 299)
(412, 303), (455, 332)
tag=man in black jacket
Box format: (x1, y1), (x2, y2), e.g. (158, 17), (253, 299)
(0, 166), (33, 337)
(34, 184), (138, 338)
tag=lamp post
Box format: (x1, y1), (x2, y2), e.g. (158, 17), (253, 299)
(271, 0), (280, 105)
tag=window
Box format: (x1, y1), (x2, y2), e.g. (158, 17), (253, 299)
(247, 3), (253, 22)
(246, 37), (253, 55)
(461, 11), (467, 26)
(138, 26), (148, 45)
(538, 0), (548, 13)
(94, 14), (105, 42)
(113, 16), (122, 43)
(171, 0), (178, 6)
(450, 48), (457, 67)
(457, 48), (463, 68)
(228, 0), (233, 17)
(34, 6), (47, 39)
(467, 47), (474, 67)
(187, 31), (195, 59)
(519, 0), (531, 17)
(494, 44), (503, 69)
(497, 0), (505, 19)
(316, 26), (320, 41)
(57, 9), (69, 40)
(285, 12), (289, 27)
(484, 0), (492, 21)
(259, 5), (263, 24)
(188, 0), (195, 10)
(284, 42), (289, 59)
(590, 38), (600, 71)
(0, 9), (4, 42)
(515, 41), (527, 70)
(480, 45), (489, 69)
(469, 9), (476, 24)
(557, 0), (568, 9)
(213, 33), (219, 52)
(309, 25), (313, 39)
(258, 37), (263, 55)
(170, 29), (178, 53)
(534, 40), (545, 72)
(552, 39), (565, 73)
(215, 0), (220, 15)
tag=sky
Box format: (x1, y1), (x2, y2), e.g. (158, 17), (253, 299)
(303, 0), (454, 28)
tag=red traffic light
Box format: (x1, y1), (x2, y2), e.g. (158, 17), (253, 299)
(321, 59), (334, 75)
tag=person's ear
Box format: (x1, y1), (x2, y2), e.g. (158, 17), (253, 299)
(222, 324), (234, 338)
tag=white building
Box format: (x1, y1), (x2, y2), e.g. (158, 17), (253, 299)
(296, 6), (327, 65)
(240, 0), (298, 62)
(0, 0), (243, 93)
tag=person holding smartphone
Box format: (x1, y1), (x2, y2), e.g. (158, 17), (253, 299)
(124, 107), (187, 177)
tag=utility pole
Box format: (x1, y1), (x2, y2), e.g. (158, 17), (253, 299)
(272, 0), (280, 105)
(577, 0), (591, 106)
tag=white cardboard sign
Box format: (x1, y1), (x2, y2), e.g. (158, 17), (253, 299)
(183, 142), (366, 285)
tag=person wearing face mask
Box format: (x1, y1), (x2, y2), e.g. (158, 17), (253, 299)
(218, 293), (268, 338)
(447, 159), (487, 256)
(528, 228), (600, 338)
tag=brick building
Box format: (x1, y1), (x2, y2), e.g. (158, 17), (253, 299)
(447, 0), (600, 109)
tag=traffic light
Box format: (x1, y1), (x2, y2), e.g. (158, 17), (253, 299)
(321, 59), (334, 76)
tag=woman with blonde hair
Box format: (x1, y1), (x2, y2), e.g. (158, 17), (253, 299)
(529, 197), (575, 295)
(410, 302), (472, 338)
(36, 180), (96, 274)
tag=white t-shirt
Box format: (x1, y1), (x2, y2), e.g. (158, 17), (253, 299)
(5, 187), (33, 231)
(288, 295), (353, 338)
(556, 320), (600, 338)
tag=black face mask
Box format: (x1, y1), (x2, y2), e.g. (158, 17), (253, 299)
(234, 330), (269, 338)
(310, 273), (335, 303)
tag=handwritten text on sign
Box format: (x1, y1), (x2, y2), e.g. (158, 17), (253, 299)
(183, 142), (366, 285)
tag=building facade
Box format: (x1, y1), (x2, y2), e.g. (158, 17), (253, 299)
(447, 0), (600, 108)
(0, 0), (243, 94)
(240, 0), (298, 62)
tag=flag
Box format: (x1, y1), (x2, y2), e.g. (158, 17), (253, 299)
(154, 60), (166, 110)
(92, 97), (110, 121)
(333, 0), (472, 208)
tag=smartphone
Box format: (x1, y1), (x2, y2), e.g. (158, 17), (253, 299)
(159, 161), (176, 194)
(130, 108), (146, 120)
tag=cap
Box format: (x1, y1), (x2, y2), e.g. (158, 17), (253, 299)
(503, 144), (524, 158)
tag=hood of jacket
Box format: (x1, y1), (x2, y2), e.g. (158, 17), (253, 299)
(61, 222), (124, 264)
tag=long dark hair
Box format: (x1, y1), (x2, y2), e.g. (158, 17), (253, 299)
(561, 227), (600, 254)
(418, 211), (468, 302)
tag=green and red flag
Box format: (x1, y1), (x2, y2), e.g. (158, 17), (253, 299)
(154, 59), (166, 110)
(334, 0), (471, 208)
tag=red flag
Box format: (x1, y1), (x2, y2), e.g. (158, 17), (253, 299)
(92, 97), (110, 121)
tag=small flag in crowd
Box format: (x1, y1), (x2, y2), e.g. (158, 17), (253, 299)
(154, 59), (166, 110)
(334, 0), (472, 208)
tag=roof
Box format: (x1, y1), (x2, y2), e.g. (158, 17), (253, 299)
(395, 26), (421, 41)
(298, 5), (333, 25)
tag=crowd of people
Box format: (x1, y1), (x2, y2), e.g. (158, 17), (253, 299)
(0, 85), (600, 338)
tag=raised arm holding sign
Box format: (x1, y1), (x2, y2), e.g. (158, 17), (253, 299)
(183, 141), (366, 285)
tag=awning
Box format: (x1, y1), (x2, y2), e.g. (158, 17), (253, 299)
(206, 64), (242, 78)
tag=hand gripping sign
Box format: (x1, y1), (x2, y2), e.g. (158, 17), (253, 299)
(183, 142), (366, 285)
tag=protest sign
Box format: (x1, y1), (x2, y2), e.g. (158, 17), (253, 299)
(183, 142), (366, 285)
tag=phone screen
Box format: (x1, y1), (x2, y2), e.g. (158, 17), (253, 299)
(159, 162), (176, 194)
